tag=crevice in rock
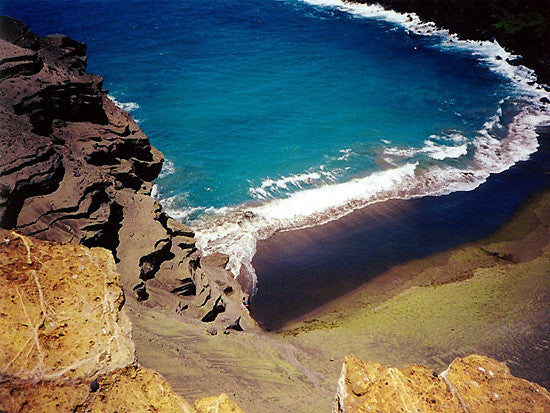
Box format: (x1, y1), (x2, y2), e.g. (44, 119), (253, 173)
(170, 278), (196, 296)
(201, 296), (226, 323)
(81, 201), (123, 262)
(0, 157), (65, 229)
(13, 83), (108, 135)
(138, 239), (174, 282)
(133, 282), (149, 302)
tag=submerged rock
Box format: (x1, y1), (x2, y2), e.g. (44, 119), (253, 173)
(335, 354), (550, 412)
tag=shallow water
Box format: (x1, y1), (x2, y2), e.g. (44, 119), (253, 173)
(251, 126), (550, 329)
(4, 0), (549, 287)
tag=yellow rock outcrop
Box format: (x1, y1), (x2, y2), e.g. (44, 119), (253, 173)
(194, 393), (245, 413)
(335, 353), (550, 412)
(0, 230), (134, 380)
(0, 230), (241, 412)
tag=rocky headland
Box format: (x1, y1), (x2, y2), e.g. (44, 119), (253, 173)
(0, 16), (252, 332)
(351, 0), (550, 85)
(1, 14), (549, 413)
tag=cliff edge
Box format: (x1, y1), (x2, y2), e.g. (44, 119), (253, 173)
(0, 16), (252, 331)
(335, 353), (550, 412)
(0, 229), (243, 412)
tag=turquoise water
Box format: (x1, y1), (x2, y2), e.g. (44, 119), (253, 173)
(4, 0), (548, 283)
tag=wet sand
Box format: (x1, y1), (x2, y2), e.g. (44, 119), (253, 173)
(251, 125), (550, 330)
(132, 180), (550, 412)
(128, 120), (550, 413)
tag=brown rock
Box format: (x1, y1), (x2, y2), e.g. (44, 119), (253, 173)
(202, 252), (230, 269)
(0, 16), (250, 329)
(335, 354), (550, 412)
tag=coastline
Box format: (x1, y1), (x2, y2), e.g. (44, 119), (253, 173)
(127, 173), (550, 412)
(1, 9), (549, 411)
(347, 0), (550, 85)
(280, 186), (550, 389)
(251, 125), (550, 330)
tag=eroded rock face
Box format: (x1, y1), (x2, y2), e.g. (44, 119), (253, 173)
(0, 228), (134, 380)
(335, 354), (550, 412)
(0, 230), (242, 412)
(0, 16), (249, 329)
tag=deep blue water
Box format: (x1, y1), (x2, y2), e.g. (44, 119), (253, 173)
(4, 0), (548, 289)
(3, 0), (512, 212)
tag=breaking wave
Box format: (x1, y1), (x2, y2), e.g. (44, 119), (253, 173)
(107, 94), (140, 113)
(176, 0), (550, 291)
(193, 103), (550, 290)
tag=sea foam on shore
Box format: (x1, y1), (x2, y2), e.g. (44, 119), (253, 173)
(192, 0), (550, 291)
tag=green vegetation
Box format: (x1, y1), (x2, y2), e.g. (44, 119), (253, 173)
(493, 12), (547, 36)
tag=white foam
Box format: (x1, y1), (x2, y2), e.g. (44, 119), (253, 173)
(190, 0), (550, 290)
(151, 184), (159, 199)
(249, 168), (341, 199)
(337, 148), (356, 161)
(194, 103), (550, 291)
(384, 136), (469, 161)
(294, 0), (546, 95)
(159, 159), (176, 178)
(107, 94), (140, 112)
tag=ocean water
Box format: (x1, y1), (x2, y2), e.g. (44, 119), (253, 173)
(4, 0), (549, 288)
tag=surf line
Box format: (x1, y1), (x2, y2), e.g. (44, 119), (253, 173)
(189, 0), (550, 292)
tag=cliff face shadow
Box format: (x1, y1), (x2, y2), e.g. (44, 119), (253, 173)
(250, 127), (550, 331)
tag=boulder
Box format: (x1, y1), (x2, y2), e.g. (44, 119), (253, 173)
(335, 354), (550, 412)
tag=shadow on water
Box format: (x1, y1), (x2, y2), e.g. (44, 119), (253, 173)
(250, 126), (550, 330)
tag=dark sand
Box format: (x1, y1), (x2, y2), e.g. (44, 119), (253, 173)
(131, 176), (550, 412)
(251, 125), (550, 330)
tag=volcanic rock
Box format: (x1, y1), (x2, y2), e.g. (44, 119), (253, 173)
(0, 16), (250, 329)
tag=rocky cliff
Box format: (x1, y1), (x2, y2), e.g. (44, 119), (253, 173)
(0, 229), (243, 412)
(0, 16), (251, 331)
(353, 0), (550, 85)
(335, 353), (550, 412)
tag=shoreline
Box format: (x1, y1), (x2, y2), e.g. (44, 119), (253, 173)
(128, 175), (550, 412)
(1, 11), (549, 411)
(281, 185), (550, 389)
(347, 0), (550, 85)
(251, 125), (550, 330)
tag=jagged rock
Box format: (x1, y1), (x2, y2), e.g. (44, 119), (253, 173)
(0, 15), (40, 50)
(335, 354), (550, 412)
(0, 39), (42, 80)
(0, 230), (243, 412)
(442, 354), (550, 412)
(0, 16), (250, 329)
(202, 252), (230, 269)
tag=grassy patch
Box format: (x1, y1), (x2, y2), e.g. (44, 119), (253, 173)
(493, 12), (547, 36)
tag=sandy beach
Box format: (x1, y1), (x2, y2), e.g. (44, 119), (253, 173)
(127, 128), (549, 411)
(251, 125), (550, 330)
